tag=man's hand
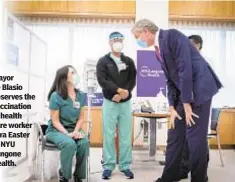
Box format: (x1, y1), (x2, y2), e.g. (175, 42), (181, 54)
(112, 94), (122, 102)
(117, 88), (129, 99)
(169, 106), (182, 129)
(183, 103), (199, 127)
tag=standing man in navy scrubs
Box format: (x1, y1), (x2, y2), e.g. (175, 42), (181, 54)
(131, 19), (222, 182)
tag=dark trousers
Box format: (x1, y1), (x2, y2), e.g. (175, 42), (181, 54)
(180, 140), (210, 177)
(161, 99), (211, 182)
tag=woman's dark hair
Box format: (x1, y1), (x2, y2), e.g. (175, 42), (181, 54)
(47, 65), (76, 101)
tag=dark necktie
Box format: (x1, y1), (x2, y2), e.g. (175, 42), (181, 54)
(154, 46), (162, 62)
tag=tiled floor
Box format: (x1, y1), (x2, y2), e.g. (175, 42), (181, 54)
(3, 148), (235, 182)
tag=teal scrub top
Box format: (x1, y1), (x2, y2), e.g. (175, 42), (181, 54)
(47, 90), (86, 132)
(110, 53), (122, 64)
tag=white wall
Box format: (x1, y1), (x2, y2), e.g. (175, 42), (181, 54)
(134, 0), (169, 147)
(136, 0), (169, 29)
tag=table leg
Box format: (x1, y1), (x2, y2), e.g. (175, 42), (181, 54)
(149, 118), (157, 159)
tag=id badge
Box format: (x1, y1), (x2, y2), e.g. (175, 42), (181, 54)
(73, 101), (80, 109)
(118, 63), (127, 71)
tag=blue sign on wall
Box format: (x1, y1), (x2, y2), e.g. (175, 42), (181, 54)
(85, 92), (103, 106)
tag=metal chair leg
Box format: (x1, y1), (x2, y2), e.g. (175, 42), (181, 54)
(41, 150), (45, 182)
(216, 135), (224, 167)
(34, 139), (39, 179)
(86, 138), (91, 182)
(86, 156), (90, 182)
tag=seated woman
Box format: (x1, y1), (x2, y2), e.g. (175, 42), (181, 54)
(46, 65), (89, 182)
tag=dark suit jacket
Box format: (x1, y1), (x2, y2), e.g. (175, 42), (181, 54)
(157, 29), (222, 106)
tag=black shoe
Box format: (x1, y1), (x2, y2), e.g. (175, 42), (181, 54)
(121, 169), (134, 179)
(179, 173), (188, 180)
(159, 161), (166, 166)
(155, 177), (182, 182)
(102, 169), (112, 180)
(74, 176), (82, 182)
(153, 178), (162, 182)
(172, 174), (188, 181)
(58, 170), (69, 182)
(74, 178), (82, 182)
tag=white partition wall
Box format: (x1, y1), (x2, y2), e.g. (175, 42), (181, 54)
(28, 35), (47, 120)
(2, 12), (47, 170)
(2, 13), (31, 166)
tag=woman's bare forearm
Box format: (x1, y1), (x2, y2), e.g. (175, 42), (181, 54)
(74, 119), (83, 131)
(74, 107), (85, 131)
(52, 120), (68, 134)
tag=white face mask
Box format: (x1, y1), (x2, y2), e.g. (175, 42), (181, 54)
(112, 42), (123, 53)
(72, 74), (80, 86)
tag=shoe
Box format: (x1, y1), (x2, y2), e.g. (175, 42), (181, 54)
(58, 170), (69, 182)
(205, 176), (208, 182)
(159, 161), (166, 166)
(102, 169), (112, 180)
(74, 177), (82, 182)
(121, 169), (134, 179)
(154, 177), (181, 182)
(172, 173), (188, 181)
(180, 173), (188, 180)
(153, 178), (162, 182)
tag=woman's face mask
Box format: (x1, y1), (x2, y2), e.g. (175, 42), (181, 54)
(112, 42), (123, 53)
(68, 67), (80, 86)
(72, 74), (80, 86)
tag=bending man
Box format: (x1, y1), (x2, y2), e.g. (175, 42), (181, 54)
(131, 19), (222, 182)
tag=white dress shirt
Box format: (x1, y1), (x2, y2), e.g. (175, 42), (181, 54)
(154, 30), (160, 51)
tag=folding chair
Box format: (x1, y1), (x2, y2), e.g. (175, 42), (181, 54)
(207, 108), (224, 167)
(34, 123), (92, 182)
(33, 123), (60, 182)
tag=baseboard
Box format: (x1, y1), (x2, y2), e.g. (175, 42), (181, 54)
(209, 145), (235, 149)
(90, 144), (235, 150)
(133, 145), (166, 151)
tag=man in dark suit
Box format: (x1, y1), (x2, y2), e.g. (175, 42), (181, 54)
(180, 35), (209, 181)
(131, 19), (222, 182)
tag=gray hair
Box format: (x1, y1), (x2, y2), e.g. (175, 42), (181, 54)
(132, 19), (158, 34)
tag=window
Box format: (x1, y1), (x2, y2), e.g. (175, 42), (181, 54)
(171, 21), (235, 107)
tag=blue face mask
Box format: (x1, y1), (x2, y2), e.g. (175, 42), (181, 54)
(72, 74), (80, 86)
(136, 39), (148, 48)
